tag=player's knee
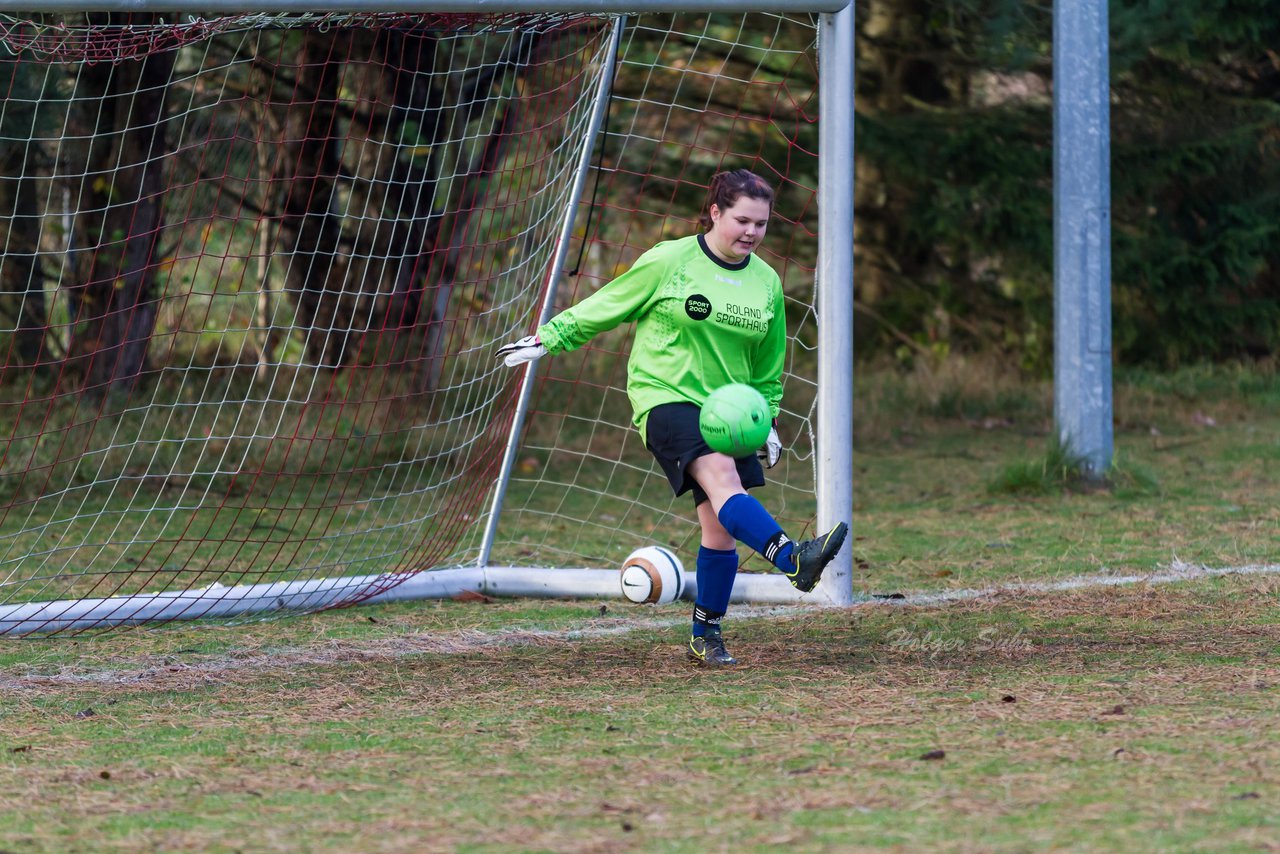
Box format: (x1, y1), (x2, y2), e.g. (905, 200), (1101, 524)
(700, 531), (735, 551)
(692, 451), (738, 484)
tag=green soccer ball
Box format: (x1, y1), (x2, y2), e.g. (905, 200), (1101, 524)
(698, 383), (771, 457)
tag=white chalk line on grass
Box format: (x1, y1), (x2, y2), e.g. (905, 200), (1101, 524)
(870, 560), (1280, 608)
(2, 561), (1277, 689)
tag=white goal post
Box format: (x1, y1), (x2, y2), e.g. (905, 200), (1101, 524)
(0, 3), (854, 634)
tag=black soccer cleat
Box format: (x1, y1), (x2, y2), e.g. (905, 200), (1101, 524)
(687, 626), (738, 667)
(785, 522), (849, 592)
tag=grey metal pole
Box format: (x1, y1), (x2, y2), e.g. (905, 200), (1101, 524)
(0, 566), (817, 634)
(1054, 0), (1113, 476)
(814, 4), (856, 606)
(477, 16), (624, 569)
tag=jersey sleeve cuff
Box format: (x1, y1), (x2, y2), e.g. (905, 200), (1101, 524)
(536, 319), (567, 355)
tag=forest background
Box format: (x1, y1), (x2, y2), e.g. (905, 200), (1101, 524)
(0, 1), (1277, 394)
(850, 0), (1278, 371)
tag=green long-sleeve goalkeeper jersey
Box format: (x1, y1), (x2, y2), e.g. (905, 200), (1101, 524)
(537, 233), (786, 438)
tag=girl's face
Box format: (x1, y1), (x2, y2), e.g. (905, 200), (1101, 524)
(707, 195), (771, 263)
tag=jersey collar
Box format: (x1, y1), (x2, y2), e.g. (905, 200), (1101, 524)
(697, 233), (751, 272)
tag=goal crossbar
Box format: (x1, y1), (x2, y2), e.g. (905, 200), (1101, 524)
(0, 0), (850, 12)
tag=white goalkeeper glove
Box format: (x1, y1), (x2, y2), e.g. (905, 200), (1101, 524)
(496, 334), (547, 368)
(758, 421), (782, 469)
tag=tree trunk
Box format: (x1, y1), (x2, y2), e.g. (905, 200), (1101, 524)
(854, 0), (967, 343)
(275, 30), (351, 368)
(0, 142), (48, 371)
(379, 29), (540, 389)
(381, 28), (443, 335)
(65, 23), (174, 394)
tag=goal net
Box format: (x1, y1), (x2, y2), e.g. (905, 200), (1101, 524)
(0, 10), (827, 634)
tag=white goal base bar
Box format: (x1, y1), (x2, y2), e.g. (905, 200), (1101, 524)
(0, 568), (811, 635)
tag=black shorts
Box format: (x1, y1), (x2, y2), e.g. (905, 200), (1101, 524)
(644, 401), (765, 507)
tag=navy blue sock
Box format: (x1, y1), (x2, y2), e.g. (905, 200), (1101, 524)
(691, 545), (738, 637)
(691, 605), (723, 638)
(716, 493), (795, 572)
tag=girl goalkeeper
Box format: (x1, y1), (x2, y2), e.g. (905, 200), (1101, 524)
(497, 169), (847, 667)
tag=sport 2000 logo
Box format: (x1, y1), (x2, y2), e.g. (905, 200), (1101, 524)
(684, 294), (711, 320)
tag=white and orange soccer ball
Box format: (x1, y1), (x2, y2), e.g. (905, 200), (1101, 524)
(619, 545), (685, 605)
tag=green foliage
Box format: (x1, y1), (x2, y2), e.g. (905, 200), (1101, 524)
(0, 369), (440, 505)
(988, 433), (1091, 496)
(854, 0), (1280, 369)
(0, 31), (73, 145)
(5, 7), (1277, 380)
(1117, 359), (1280, 404)
(855, 105), (1054, 368)
(1106, 453), (1163, 499)
(1109, 2), (1280, 365)
(988, 433), (1160, 497)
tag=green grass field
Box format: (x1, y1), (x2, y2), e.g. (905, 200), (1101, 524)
(1, 363), (1277, 852)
